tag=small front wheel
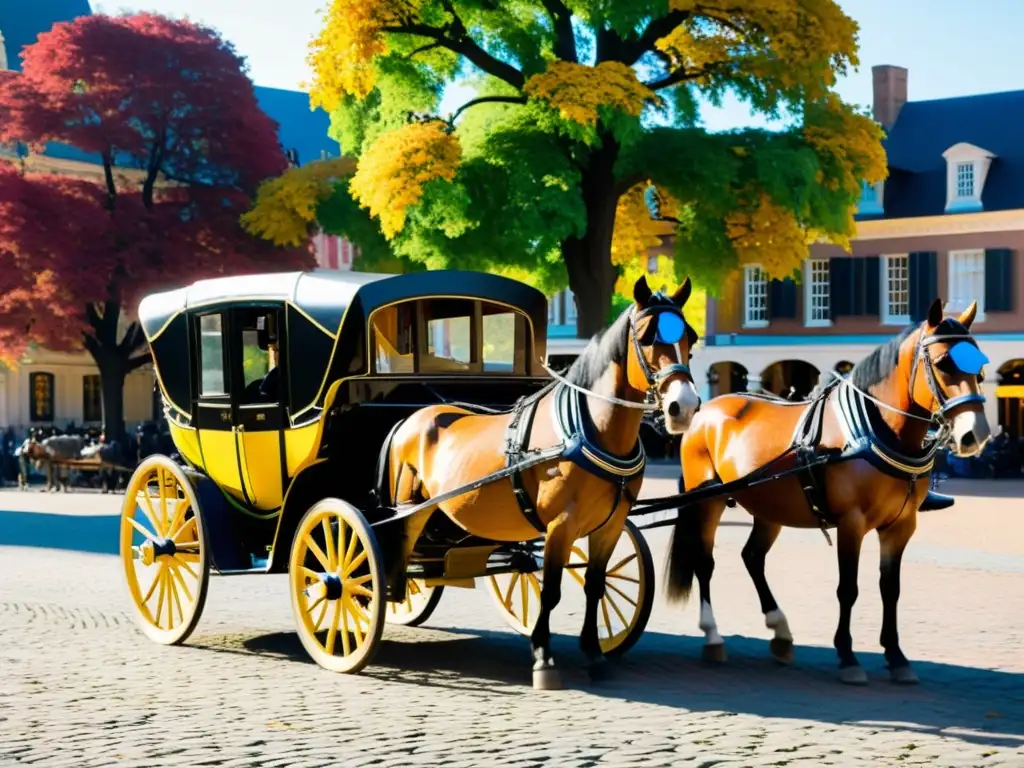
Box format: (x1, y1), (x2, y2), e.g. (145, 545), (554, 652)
(288, 499), (385, 674)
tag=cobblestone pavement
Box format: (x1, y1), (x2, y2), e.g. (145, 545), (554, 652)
(0, 468), (1021, 767)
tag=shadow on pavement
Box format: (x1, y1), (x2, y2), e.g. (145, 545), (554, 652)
(213, 625), (1024, 749)
(0, 511), (117, 555)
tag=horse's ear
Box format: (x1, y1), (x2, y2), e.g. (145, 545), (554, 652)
(958, 300), (978, 330)
(927, 298), (943, 328)
(633, 275), (652, 307)
(671, 277), (692, 308)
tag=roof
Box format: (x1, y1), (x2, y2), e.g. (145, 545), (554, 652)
(139, 269), (549, 342)
(861, 89), (1024, 220)
(1, 0), (93, 72)
(1, 2), (339, 169)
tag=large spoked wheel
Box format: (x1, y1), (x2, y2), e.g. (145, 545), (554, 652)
(120, 456), (210, 646)
(386, 579), (444, 627)
(487, 519), (655, 657)
(289, 499), (386, 674)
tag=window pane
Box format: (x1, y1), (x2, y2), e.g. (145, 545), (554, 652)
(745, 266), (767, 323)
(200, 315), (226, 395)
(809, 259), (830, 321)
(886, 256), (909, 319)
(427, 316), (471, 369)
(83, 375), (102, 422)
(241, 329), (270, 389)
(956, 162), (975, 198)
(30, 372), (54, 422)
(373, 304), (415, 373)
(483, 311), (517, 372)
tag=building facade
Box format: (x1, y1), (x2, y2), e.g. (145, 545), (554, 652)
(0, 2), (354, 432)
(696, 65), (1023, 437)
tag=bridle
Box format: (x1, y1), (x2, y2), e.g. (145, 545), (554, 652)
(837, 322), (987, 436)
(909, 328), (986, 422)
(540, 303), (697, 412)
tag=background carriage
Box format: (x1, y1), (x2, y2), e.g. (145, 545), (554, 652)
(122, 270), (656, 672)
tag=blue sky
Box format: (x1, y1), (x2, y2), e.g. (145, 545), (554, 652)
(98, 0), (1024, 131)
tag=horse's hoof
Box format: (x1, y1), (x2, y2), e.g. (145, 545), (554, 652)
(770, 638), (794, 665)
(532, 666), (563, 691)
(839, 665), (868, 685)
(889, 665), (919, 685)
(701, 643), (727, 663)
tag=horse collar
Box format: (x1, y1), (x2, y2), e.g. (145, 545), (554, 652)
(553, 384), (646, 485)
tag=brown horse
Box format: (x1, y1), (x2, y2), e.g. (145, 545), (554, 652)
(386, 276), (700, 688)
(666, 299), (991, 685)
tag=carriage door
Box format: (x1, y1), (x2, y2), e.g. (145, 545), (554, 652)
(233, 307), (286, 511)
(194, 311), (245, 500)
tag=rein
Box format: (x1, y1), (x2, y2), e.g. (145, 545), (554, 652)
(540, 362), (660, 411)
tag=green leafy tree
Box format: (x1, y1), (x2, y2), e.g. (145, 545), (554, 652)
(244, 0), (886, 337)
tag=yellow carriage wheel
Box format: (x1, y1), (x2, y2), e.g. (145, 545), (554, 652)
(486, 519), (655, 657)
(120, 456), (210, 646)
(288, 499), (385, 674)
(385, 579), (444, 627)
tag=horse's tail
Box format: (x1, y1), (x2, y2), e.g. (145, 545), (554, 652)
(665, 472), (705, 604)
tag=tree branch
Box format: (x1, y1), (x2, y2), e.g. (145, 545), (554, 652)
(382, 14), (525, 89)
(622, 10), (691, 65)
(540, 0), (578, 63)
(127, 352), (152, 372)
(644, 62), (727, 91)
(448, 95), (527, 125)
(404, 41), (443, 60)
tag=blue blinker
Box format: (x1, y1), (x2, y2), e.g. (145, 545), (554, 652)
(947, 341), (989, 375)
(655, 312), (686, 345)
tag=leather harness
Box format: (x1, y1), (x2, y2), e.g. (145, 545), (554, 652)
(504, 383), (646, 534)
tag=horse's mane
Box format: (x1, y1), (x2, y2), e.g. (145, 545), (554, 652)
(564, 306), (633, 390)
(849, 317), (971, 391)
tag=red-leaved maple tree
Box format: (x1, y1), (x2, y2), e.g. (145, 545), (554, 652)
(0, 13), (313, 439)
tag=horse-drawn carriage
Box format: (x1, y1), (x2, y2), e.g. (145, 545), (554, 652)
(122, 268), (991, 688)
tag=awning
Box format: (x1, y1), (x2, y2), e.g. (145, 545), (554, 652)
(995, 385), (1024, 398)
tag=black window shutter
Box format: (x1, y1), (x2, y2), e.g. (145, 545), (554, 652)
(864, 256), (881, 315)
(768, 278), (797, 319)
(985, 248), (1015, 312)
(909, 251), (938, 321)
(829, 259), (853, 317)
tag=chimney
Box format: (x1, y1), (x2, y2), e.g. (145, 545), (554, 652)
(872, 65), (908, 130)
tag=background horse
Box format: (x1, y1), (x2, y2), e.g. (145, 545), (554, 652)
(666, 299), (991, 685)
(386, 276), (700, 689)
(29, 434), (86, 492)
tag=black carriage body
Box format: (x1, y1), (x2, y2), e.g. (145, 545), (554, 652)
(137, 269), (552, 576)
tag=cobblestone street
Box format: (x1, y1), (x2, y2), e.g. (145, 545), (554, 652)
(1, 467), (1021, 767)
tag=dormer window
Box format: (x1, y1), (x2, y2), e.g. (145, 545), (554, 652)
(943, 142), (994, 213)
(955, 162), (975, 198)
(858, 180), (884, 215)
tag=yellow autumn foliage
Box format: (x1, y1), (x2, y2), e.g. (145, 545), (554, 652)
(804, 93), (888, 195)
(241, 157), (356, 248)
(663, 0), (859, 97)
(524, 61), (660, 126)
(725, 195), (812, 279)
(306, 0), (421, 110)
(611, 183), (666, 268)
(349, 120), (462, 238)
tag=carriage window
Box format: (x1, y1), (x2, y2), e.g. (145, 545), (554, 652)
(423, 298), (472, 372)
(482, 309), (524, 373)
(199, 314), (227, 396)
(241, 328), (270, 389)
(373, 304), (415, 373)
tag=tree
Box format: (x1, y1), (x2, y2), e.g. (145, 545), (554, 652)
(243, 0), (886, 337)
(0, 13), (313, 439)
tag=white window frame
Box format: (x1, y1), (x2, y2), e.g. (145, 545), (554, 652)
(743, 265), (769, 328)
(942, 142), (993, 213)
(880, 254), (911, 326)
(947, 249), (986, 322)
(803, 258), (832, 327)
(955, 162), (975, 199)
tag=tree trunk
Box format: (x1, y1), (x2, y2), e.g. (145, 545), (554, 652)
(561, 132), (622, 339)
(82, 301), (145, 445)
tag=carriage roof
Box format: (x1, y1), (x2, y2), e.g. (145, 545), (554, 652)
(138, 269), (550, 421)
